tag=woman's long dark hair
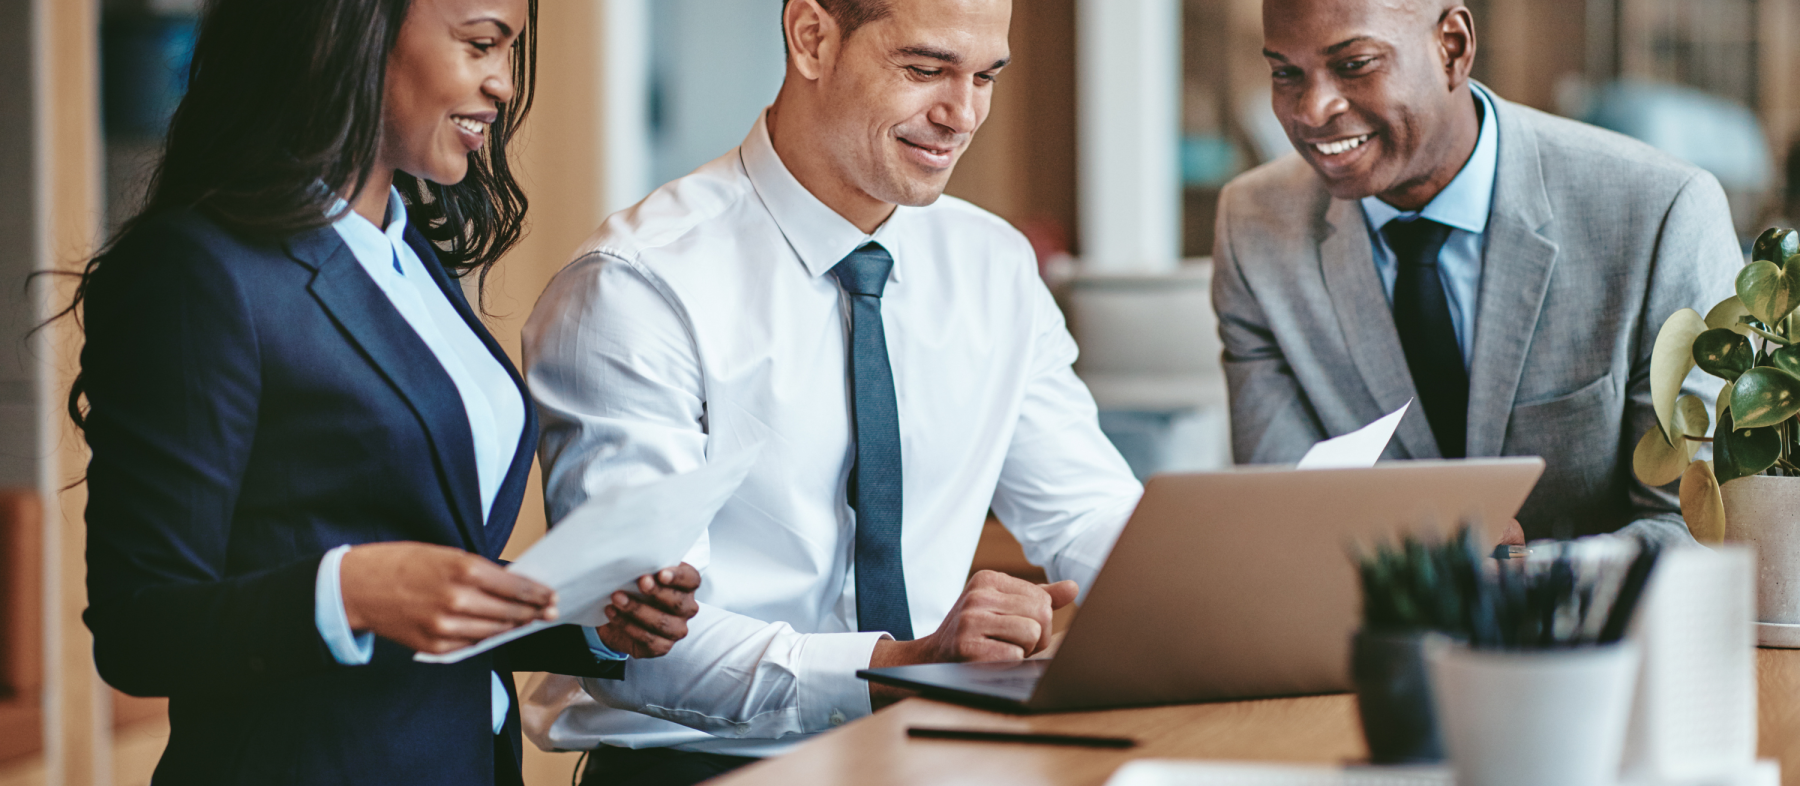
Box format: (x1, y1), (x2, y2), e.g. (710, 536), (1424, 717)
(59, 0), (538, 430)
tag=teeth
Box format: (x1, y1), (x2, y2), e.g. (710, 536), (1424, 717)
(1313, 134), (1371, 156)
(452, 117), (488, 135)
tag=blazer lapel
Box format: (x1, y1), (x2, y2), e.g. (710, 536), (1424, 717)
(1319, 198), (1439, 458)
(286, 226), (488, 554)
(404, 226), (539, 559)
(1465, 98), (1558, 457)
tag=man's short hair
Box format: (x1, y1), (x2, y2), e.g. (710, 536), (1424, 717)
(782, 0), (894, 42)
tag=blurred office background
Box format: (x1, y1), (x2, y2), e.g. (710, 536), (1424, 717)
(5, 0), (1800, 784)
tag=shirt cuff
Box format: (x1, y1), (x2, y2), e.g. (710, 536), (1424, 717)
(314, 545), (375, 666)
(582, 626), (629, 661)
(795, 631), (889, 732)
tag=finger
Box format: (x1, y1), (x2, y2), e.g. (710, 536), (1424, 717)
(966, 569), (1037, 595)
(450, 587), (548, 626)
(425, 614), (520, 645)
(963, 638), (1028, 663)
(659, 563), (703, 591)
(610, 593), (691, 640)
(1044, 580), (1080, 609)
(418, 637), (484, 656)
(969, 611), (1041, 653)
(463, 558), (557, 609)
(624, 582), (700, 617)
(604, 609), (677, 657)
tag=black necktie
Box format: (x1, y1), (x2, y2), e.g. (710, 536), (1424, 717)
(1383, 218), (1468, 459)
(829, 243), (913, 641)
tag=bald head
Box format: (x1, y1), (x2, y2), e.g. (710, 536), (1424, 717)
(1261, 0), (1480, 209)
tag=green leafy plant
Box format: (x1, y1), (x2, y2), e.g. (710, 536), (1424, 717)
(1633, 227), (1800, 545)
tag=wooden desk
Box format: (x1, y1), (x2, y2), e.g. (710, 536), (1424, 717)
(713, 649), (1800, 786)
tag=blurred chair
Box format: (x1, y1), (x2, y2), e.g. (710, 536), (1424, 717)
(1582, 79), (1774, 238)
(1064, 261), (1231, 478)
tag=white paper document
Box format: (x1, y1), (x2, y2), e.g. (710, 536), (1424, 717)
(414, 446), (760, 664)
(1296, 399), (1412, 470)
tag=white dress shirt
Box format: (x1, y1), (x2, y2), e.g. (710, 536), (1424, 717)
(309, 187), (528, 734)
(522, 112), (1144, 756)
(1360, 82), (1501, 368)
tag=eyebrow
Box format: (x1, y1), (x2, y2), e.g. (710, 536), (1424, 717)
(1264, 35), (1376, 62)
(466, 16), (515, 38)
(895, 45), (1011, 71)
(1325, 36), (1373, 54)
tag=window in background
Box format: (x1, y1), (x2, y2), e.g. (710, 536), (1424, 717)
(647, 0), (786, 189)
(1178, 0), (1279, 258)
(101, 0), (196, 235)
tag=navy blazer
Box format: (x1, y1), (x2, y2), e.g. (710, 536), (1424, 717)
(80, 207), (621, 786)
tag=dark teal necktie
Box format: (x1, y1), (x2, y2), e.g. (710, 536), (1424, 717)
(830, 243), (913, 641)
(1384, 217), (1467, 458)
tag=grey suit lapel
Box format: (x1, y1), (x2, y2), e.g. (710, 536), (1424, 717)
(1319, 198), (1439, 458)
(1465, 98), (1558, 457)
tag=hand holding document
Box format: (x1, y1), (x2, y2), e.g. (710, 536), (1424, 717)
(415, 446), (760, 664)
(1296, 399), (1412, 470)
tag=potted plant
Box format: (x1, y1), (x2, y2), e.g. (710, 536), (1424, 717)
(1634, 226), (1800, 627)
(1350, 529), (1481, 764)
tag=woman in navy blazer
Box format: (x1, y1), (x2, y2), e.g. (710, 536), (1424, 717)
(70, 1), (699, 783)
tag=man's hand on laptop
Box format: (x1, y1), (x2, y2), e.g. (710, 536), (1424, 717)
(1500, 519), (1526, 547)
(866, 571), (1079, 708)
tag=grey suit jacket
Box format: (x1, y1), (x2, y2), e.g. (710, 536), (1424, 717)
(1211, 92), (1741, 543)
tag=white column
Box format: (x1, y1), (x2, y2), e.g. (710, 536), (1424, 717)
(601, 0), (652, 214)
(1076, 0), (1182, 272)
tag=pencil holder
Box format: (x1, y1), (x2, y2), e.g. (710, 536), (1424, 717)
(1426, 638), (1640, 786)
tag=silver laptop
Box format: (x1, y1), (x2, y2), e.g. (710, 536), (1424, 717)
(857, 458), (1545, 713)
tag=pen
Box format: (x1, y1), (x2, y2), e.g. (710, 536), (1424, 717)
(906, 726), (1136, 748)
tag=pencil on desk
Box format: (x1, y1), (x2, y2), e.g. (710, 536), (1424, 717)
(906, 727), (1136, 748)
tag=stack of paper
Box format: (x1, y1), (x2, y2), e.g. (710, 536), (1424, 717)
(1622, 546), (1759, 783)
(1102, 759), (1779, 786)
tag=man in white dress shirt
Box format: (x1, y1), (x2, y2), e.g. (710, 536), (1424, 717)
(522, 0), (1143, 783)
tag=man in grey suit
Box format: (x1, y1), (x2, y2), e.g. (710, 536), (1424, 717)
(1213, 0), (1741, 542)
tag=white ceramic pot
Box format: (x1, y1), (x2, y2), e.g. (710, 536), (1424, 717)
(1721, 474), (1800, 623)
(1426, 640), (1640, 786)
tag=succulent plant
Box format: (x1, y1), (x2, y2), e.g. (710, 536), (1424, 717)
(1632, 226), (1800, 545)
(1355, 528), (1482, 636)
(1356, 527), (1659, 650)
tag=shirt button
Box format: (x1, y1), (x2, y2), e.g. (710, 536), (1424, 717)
(829, 710), (846, 727)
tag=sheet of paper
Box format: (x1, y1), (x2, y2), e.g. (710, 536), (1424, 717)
(1295, 399), (1412, 470)
(414, 445), (760, 664)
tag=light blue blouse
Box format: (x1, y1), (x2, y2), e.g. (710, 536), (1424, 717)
(308, 187), (618, 736)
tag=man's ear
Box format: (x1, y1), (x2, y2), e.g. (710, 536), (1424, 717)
(785, 0), (842, 81)
(1437, 6), (1476, 89)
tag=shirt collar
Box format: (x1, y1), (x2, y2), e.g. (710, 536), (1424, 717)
(1361, 82), (1499, 236)
(329, 186), (411, 271)
(739, 109), (907, 284)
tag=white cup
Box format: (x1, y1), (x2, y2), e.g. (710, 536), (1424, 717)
(1425, 638), (1640, 786)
